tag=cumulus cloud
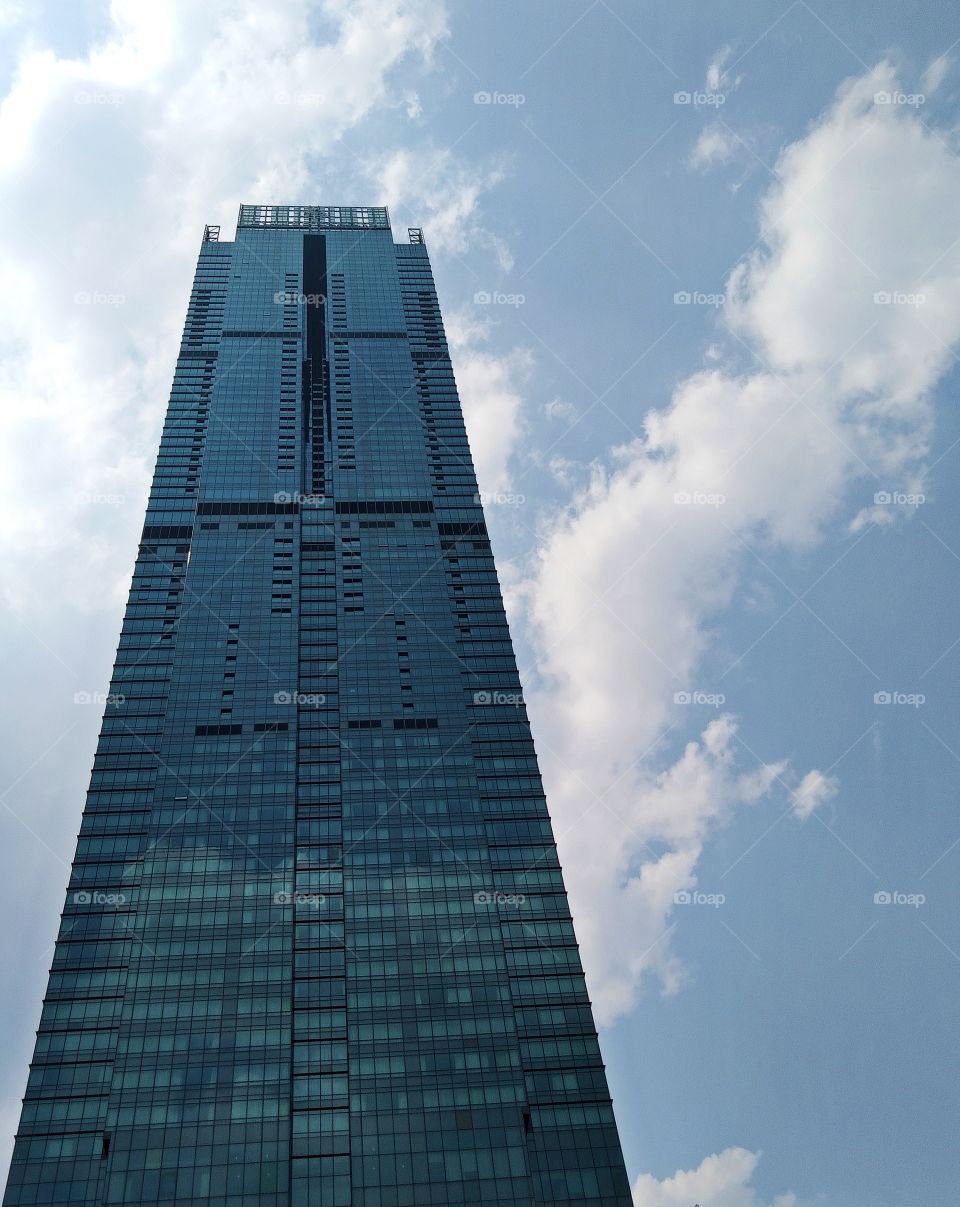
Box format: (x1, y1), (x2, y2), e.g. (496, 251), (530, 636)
(403, 89), (424, 120)
(545, 456), (584, 489)
(690, 121), (741, 168)
(790, 768), (839, 821)
(725, 70), (960, 415)
(632, 1147), (798, 1207)
(445, 309), (530, 496)
(922, 53), (951, 95)
(521, 61), (960, 1022)
(706, 45), (735, 94)
(544, 397), (579, 422)
(370, 144), (510, 265)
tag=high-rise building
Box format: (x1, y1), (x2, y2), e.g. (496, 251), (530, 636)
(4, 205), (631, 1206)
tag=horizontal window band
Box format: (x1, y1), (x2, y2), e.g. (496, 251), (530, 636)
(221, 331), (302, 339)
(334, 500), (433, 515)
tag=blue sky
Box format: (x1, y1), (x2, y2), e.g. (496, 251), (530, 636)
(0, 2), (958, 1204)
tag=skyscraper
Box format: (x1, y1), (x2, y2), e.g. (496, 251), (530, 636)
(4, 205), (632, 1206)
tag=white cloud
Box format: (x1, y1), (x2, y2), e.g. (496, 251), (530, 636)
(725, 65), (960, 416)
(546, 455), (584, 489)
(446, 309), (530, 496)
(370, 144), (509, 263)
(573, 716), (788, 1012)
(922, 53), (950, 95)
(848, 503), (894, 533)
(706, 45), (734, 93)
(690, 122), (741, 168)
(791, 768), (838, 820)
(521, 61), (960, 1022)
(404, 89), (424, 119)
(632, 1147), (799, 1207)
(0, 0), (26, 32)
(544, 396), (578, 422)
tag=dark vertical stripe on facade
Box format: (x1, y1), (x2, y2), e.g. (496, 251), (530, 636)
(302, 234), (328, 495)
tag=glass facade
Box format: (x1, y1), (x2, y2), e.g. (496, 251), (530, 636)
(3, 206), (632, 1206)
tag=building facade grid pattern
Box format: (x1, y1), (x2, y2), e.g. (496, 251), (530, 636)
(3, 207), (632, 1207)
